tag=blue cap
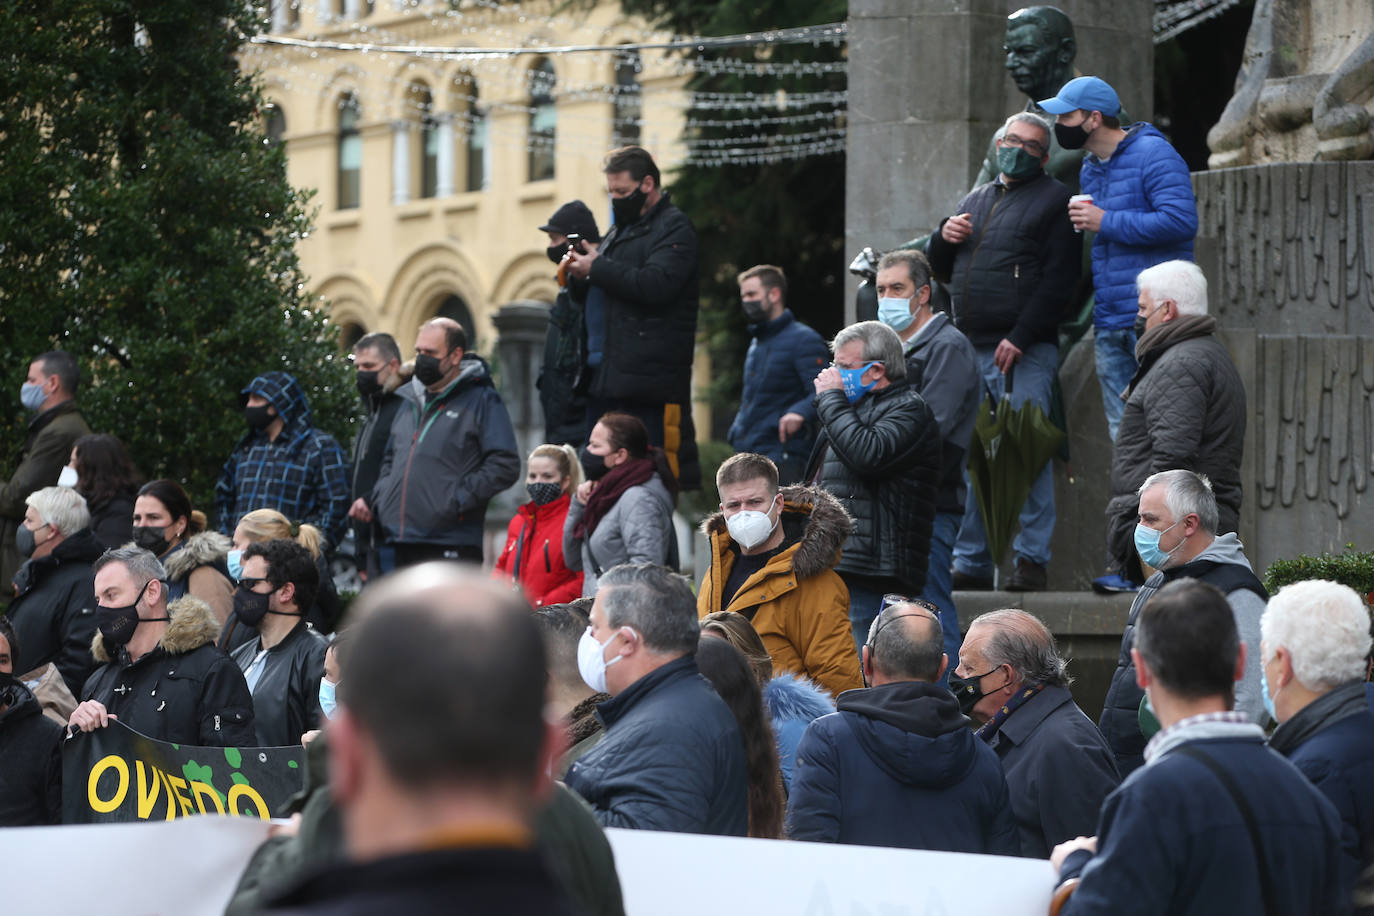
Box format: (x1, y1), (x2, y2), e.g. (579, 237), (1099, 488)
(1037, 76), (1121, 116)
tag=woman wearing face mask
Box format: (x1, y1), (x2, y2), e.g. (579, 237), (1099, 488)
(64, 434), (141, 550)
(563, 413), (679, 597)
(220, 508), (338, 652)
(132, 480), (234, 628)
(494, 444), (584, 606)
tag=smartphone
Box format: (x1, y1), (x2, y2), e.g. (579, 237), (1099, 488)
(565, 233), (588, 255)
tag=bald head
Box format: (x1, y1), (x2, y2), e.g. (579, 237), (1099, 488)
(865, 602), (946, 683)
(966, 609), (1070, 688)
(421, 317), (467, 354)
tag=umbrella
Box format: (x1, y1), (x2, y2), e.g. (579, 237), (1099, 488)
(967, 366), (1066, 584)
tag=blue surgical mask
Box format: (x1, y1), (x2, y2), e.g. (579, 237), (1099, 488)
(1133, 519), (1183, 570)
(1260, 666), (1280, 723)
(319, 677), (338, 720)
(226, 549), (244, 582)
(839, 361), (880, 404)
(20, 383), (45, 412)
(877, 297), (915, 333)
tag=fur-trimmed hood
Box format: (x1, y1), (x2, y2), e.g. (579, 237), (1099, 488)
(700, 484), (852, 579)
(763, 673), (835, 723)
(161, 530), (232, 582)
(91, 595), (223, 664)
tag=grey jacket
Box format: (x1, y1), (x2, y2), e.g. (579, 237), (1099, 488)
(903, 312), (981, 515)
(563, 473), (676, 595)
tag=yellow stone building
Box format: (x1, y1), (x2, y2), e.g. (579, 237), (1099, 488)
(241, 0), (690, 356)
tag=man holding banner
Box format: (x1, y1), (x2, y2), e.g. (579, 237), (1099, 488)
(69, 545), (255, 747)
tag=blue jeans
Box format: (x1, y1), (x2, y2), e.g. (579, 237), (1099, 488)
(919, 511), (962, 686)
(844, 578), (891, 659)
(954, 341), (1057, 576)
(1094, 327), (1139, 442)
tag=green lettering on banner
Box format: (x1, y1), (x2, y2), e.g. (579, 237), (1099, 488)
(62, 722), (304, 825)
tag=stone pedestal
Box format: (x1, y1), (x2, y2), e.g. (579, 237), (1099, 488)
(485, 300), (551, 555)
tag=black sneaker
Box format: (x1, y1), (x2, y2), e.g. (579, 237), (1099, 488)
(952, 569), (994, 591)
(1005, 558), (1048, 592)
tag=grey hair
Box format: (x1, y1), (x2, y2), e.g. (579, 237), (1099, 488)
(354, 331), (401, 364)
(1004, 111), (1053, 146)
(830, 320), (906, 382)
(598, 563), (700, 655)
(1137, 260), (1208, 316)
(93, 545), (168, 591)
(876, 249), (932, 293)
(1138, 469), (1219, 534)
(970, 609), (1072, 687)
(25, 486), (90, 536)
(866, 602), (944, 681)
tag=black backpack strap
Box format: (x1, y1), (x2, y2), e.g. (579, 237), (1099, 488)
(1172, 745), (1278, 916)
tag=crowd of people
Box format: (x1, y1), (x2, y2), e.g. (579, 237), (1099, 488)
(0, 36), (1371, 915)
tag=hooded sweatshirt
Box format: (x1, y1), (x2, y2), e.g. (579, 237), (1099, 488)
(785, 680), (1020, 853)
(214, 371), (350, 547)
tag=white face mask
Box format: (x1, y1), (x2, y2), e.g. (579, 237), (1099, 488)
(724, 494), (780, 551)
(58, 466), (79, 489)
(577, 625), (624, 694)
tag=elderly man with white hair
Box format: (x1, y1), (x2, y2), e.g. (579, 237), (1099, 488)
(1094, 260), (1247, 594)
(1263, 579), (1374, 900)
(4, 486), (104, 697)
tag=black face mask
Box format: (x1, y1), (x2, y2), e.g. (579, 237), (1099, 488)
(245, 404), (274, 430)
(527, 481), (563, 505)
(1132, 315), (1148, 338)
(611, 186), (648, 227)
(233, 583), (282, 628)
(1054, 119), (1092, 151)
(948, 668), (1005, 717)
(579, 446), (611, 482)
(356, 369), (382, 397)
(547, 243), (571, 264)
(132, 525), (169, 556)
(742, 300), (768, 324)
(97, 579), (167, 648)
(414, 353), (446, 387)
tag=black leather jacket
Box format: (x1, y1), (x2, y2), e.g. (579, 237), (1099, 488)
(231, 619), (328, 747)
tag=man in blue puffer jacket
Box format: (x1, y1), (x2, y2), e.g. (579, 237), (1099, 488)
(1038, 77), (1198, 446)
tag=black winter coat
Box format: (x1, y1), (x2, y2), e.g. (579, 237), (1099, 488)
(539, 283), (591, 447)
(231, 620), (328, 747)
(565, 655), (748, 836)
(83, 595), (256, 747)
(926, 171), (1080, 350)
(350, 385), (415, 551)
(811, 385), (942, 590)
(586, 193), (699, 405)
(86, 489), (135, 551)
(0, 680), (62, 826)
(7, 527), (103, 697)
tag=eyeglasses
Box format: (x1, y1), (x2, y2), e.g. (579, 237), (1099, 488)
(236, 576), (274, 591)
(1000, 134), (1047, 157)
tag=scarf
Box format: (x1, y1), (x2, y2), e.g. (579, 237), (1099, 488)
(975, 681), (1046, 742)
(574, 455), (656, 540)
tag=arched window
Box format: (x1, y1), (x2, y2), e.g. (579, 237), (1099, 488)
(435, 294), (476, 346)
(612, 48), (641, 147)
(337, 94), (361, 210)
(527, 59), (556, 182)
(464, 79), (488, 192)
(265, 104), (286, 147)
(407, 83), (439, 199)
(340, 322), (367, 351)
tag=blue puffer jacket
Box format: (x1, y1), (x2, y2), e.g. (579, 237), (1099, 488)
(785, 680), (1020, 854)
(728, 310), (830, 468)
(1079, 124), (1198, 330)
(762, 673), (835, 792)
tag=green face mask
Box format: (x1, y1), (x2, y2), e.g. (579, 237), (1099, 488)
(997, 144), (1042, 181)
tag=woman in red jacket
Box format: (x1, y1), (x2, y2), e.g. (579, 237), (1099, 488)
(494, 443), (583, 606)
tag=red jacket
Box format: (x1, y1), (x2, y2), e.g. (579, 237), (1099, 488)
(493, 493), (583, 606)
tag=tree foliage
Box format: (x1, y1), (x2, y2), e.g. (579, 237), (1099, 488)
(0, 0), (353, 517)
(613, 0), (848, 438)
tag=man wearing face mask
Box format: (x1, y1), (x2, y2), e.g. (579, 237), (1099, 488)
(565, 563), (748, 835)
(696, 453), (861, 698)
(229, 538), (328, 747)
(1100, 261), (1245, 592)
(1038, 76), (1199, 444)
(806, 321), (942, 654)
(5, 487), (103, 699)
(365, 318), (519, 570)
(564, 146), (701, 490)
(69, 545), (255, 747)
(1, 350), (90, 591)
(927, 111), (1080, 594)
(727, 266), (830, 484)
(346, 333), (415, 579)
(1098, 470), (1267, 778)
(538, 200), (601, 448)
(215, 370), (350, 551)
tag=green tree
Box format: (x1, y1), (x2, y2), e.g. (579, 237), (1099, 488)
(0, 0), (353, 520)
(613, 0), (848, 438)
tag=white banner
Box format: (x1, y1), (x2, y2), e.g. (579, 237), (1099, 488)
(607, 829), (1056, 916)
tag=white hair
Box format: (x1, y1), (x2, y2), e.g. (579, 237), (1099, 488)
(1261, 579), (1372, 690)
(25, 486), (90, 537)
(1137, 260), (1208, 316)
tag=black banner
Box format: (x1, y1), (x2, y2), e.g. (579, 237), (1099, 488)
(62, 721), (305, 824)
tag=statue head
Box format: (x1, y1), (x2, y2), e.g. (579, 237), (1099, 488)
(1004, 6), (1076, 102)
